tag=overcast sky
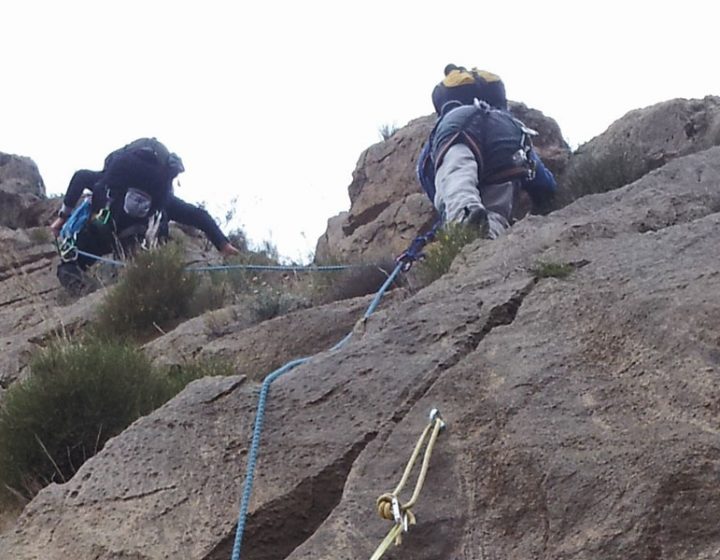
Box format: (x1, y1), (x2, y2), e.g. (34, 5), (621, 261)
(2, 1), (718, 262)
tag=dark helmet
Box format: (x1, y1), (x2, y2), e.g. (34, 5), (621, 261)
(168, 152), (184, 178)
(443, 63), (466, 76)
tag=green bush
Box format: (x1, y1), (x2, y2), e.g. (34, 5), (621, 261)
(95, 244), (198, 337)
(249, 287), (310, 322)
(0, 337), (230, 504)
(417, 223), (481, 284)
(0, 338), (170, 502)
(220, 242), (279, 295)
(188, 275), (229, 317)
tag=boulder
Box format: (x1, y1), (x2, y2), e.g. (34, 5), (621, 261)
(0, 225), (98, 388)
(315, 105), (571, 264)
(0, 153), (46, 229)
(145, 291), (405, 380)
(4, 146), (720, 559)
(315, 116), (436, 264)
(558, 95), (720, 203)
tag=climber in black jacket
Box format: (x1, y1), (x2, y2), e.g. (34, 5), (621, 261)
(50, 137), (240, 292)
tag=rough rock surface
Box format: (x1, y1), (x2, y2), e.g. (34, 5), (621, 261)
(314, 116), (437, 264)
(558, 95), (720, 203)
(18, 196), (60, 230)
(145, 291), (405, 381)
(0, 225), (99, 390)
(4, 145), (720, 559)
(316, 104), (570, 263)
(0, 222), (227, 392)
(0, 153), (46, 229)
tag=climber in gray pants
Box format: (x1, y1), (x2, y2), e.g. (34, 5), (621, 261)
(418, 99), (557, 238)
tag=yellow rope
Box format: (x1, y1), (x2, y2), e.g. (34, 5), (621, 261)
(369, 409), (445, 560)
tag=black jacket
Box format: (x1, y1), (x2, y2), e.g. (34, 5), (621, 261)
(62, 169), (229, 250)
(431, 103), (530, 181)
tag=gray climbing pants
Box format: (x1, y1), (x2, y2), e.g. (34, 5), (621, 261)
(434, 143), (517, 233)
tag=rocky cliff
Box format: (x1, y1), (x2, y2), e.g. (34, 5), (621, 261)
(2, 98), (720, 559)
(314, 102), (571, 264)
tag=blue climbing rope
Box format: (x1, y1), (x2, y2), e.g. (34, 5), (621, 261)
(230, 223), (440, 560)
(186, 263), (363, 272)
(394, 219), (442, 272)
(230, 262), (403, 560)
(230, 357), (312, 560)
(76, 250), (127, 267)
(69, 250), (363, 273)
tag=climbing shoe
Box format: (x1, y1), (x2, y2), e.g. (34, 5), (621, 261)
(462, 206), (489, 238)
(486, 211), (510, 240)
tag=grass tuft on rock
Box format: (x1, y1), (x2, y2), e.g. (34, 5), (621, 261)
(94, 244), (198, 338)
(417, 222), (481, 284)
(531, 260), (575, 279)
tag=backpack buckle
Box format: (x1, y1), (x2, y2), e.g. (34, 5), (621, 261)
(95, 207), (111, 225)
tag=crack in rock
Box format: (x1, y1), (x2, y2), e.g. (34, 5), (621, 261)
(68, 484), (179, 505)
(390, 278), (539, 428)
(0, 252), (55, 280)
(202, 378), (247, 404)
(203, 432), (378, 560)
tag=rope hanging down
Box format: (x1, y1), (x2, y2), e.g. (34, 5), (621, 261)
(230, 223), (440, 560)
(370, 409), (446, 560)
(230, 260), (404, 560)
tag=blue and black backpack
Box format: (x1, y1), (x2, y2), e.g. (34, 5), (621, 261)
(417, 101), (536, 204)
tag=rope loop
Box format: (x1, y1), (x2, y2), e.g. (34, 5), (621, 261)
(376, 493), (395, 521)
(369, 409), (446, 559)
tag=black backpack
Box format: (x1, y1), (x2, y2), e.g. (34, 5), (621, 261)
(99, 138), (184, 218)
(431, 101), (536, 186)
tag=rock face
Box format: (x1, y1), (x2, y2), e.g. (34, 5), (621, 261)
(315, 104), (571, 263)
(0, 222), (226, 392)
(0, 153), (46, 229)
(511, 101), (571, 176)
(558, 95), (720, 203)
(144, 290), (405, 380)
(4, 143), (720, 559)
(0, 225), (96, 391)
(314, 116), (437, 264)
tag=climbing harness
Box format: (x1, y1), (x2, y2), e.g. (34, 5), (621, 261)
(230, 224), (441, 560)
(57, 236), (79, 263)
(370, 409), (446, 560)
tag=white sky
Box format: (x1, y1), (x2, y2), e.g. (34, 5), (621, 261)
(2, 0), (718, 262)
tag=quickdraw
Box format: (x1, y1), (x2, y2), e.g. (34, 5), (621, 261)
(370, 409), (446, 560)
